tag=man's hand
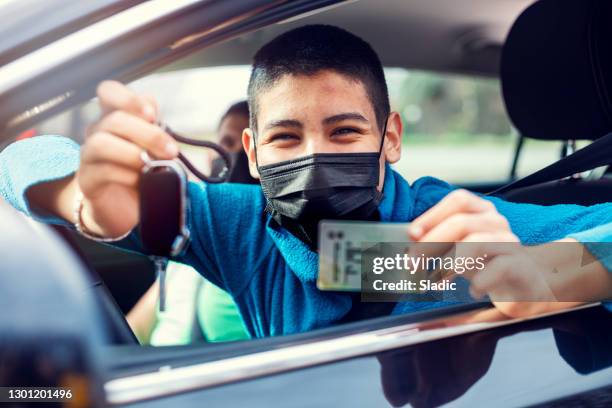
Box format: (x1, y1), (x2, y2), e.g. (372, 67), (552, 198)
(29, 81), (179, 238)
(408, 189), (517, 243)
(77, 81), (180, 237)
(407, 189), (583, 317)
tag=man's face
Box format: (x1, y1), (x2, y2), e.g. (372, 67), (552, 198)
(242, 70), (402, 190)
(218, 113), (249, 153)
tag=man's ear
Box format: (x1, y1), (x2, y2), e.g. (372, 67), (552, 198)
(242, 128), (260, 179)
(383, 111), (403, 164)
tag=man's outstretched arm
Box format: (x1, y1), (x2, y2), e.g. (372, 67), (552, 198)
(0, 81), (178, 237)
(0, 81), (267, 296)
(408, 189), (612, 317)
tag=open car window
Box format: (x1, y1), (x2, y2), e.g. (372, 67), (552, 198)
(20, 0), (604, 351)
(30, 62), (599, 352)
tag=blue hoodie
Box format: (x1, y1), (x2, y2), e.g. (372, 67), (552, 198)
(1, 136), (611, 337)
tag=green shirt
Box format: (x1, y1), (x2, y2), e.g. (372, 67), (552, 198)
(150, 262), (249, 346)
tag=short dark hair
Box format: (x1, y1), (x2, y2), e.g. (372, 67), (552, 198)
(247, 25), (390, 133)
(220, 100), (249, 125)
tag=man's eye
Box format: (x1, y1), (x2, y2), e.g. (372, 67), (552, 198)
(332, 127), (360, 136)
(269, 133), (299, 142)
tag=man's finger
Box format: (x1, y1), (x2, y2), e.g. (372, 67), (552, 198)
(418, 211), (508, 243)
(461, 231), (519, 244)
(81, 132), (147, 170)
(80, 162), (141, 190)
(469, 256), (513, 299)
(409, 189), (494, 239)
(97, 81), (156, 122)
(93, 110), (178, 159)
(454, 237), (520, 280)
(140, 93), (159, 123)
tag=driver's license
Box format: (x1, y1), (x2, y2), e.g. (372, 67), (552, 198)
(317, 220), (411, 291)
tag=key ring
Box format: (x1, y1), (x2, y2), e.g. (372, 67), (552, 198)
(155, 122), (232, 183)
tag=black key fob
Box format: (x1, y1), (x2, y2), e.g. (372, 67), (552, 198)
(139, 159), (190, 257)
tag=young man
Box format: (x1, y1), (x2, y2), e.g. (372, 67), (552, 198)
(1, 25), (611, 338)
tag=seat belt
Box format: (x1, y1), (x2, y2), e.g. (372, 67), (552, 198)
(490, 132), (612, 195)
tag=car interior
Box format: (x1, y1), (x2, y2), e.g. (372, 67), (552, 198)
(1, 0), (612, 404)
(497, 0), (612, 205)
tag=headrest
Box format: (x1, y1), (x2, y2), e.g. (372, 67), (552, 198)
(501, 0), (612, 140)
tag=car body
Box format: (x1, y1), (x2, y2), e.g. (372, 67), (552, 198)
(0, 1), (611, 407)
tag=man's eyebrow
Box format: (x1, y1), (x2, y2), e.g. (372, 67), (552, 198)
(323, 113), (369, 125)
(263, 119), (303, 132)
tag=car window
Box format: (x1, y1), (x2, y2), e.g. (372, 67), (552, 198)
(27, 37), (587, 350)
(515, 138), (590, 179)
(32, 65), (555, 348)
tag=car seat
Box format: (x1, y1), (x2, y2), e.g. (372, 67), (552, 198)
(497, 0), (612, 205)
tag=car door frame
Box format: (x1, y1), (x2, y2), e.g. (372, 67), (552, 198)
(0, 0), (345, 141)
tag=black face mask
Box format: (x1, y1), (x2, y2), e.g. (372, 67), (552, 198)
(257, 123), (387, 248)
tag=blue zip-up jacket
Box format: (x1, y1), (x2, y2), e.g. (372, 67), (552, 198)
(1, 136), (611, 337)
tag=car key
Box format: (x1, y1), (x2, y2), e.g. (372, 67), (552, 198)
(152, 257), (169, 311)
(139, 153), (190, 311)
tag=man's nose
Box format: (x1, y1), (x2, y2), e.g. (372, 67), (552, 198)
(303, 134), (332, 156)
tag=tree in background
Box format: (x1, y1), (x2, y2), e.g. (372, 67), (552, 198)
(394, 71), (512, 142)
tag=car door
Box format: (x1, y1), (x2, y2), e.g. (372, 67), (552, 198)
(102, 304), (612, 407)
